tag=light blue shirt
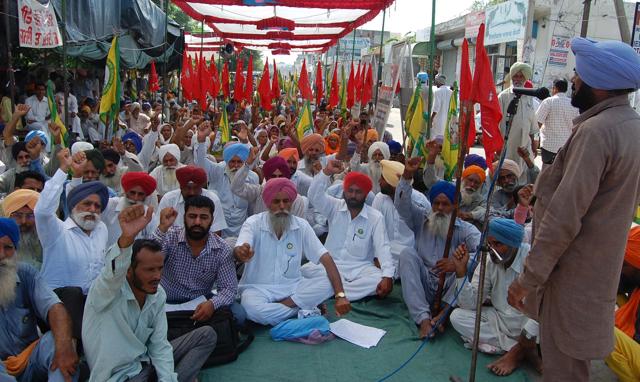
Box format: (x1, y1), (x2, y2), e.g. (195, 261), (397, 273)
(82, 245), (176, 382)
(194, 142), (258, 237)
(35, 169), (109, 293)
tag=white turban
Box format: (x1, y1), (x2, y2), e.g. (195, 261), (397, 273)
(368, 141), (390, 160)
(158, 143), (181, 163)
(71, 141), (94, 155)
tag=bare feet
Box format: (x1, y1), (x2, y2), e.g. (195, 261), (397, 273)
(487, 343), (525, 376)
(419, 319), (435, 339)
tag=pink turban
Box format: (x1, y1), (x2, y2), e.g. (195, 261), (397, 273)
(301, 133), (325, 153)
(262, 178), (297, 206)
(263, 156), (291, 180)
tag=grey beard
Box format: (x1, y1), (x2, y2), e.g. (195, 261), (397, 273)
(0, 256), (18, 308)
(368, 162), (382, 183)
(460, 188), (480, 206)
(269, 211), (291, 238)
(162, 167), (178, 190)
(427, 211), (451, 239)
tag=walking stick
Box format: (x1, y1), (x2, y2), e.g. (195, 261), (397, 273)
(432, 99), (472, 316)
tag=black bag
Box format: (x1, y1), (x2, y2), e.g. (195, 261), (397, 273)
(166, 307), (254, 367)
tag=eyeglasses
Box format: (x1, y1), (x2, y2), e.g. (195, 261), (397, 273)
(10, 212), (35, 221)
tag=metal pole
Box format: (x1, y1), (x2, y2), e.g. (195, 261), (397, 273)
(426, 0), (436, 140)
(613, 0), (631, 44)
(4, 0), (16, 113)
(581, 0), (592, 37)
(373, 9), (386, 107)
(161, 0), (169, 122)
(62, 0), (69, 132)
(350, 30), (356, 65)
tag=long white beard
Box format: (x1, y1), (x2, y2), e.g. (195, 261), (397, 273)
(225, 166), (238, 182)
(71, 210), (101, 231)
(368, 162), (382, 192)
(269, 210), (291, 238)
(162, 166), (178, 191)
(427, 211), (451, 239)
(460, 187), (480, 206)
(0, 256), (18, 308)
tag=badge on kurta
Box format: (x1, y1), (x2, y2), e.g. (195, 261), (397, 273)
(286, 242), (294, 250)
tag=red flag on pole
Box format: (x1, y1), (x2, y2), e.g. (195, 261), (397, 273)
(470, 23), (503, 166)
(460, 38), (476, 149)
(271, 59), (280, 101)
(354, 62), (362, 104)
(221, 62), (230, 100)
(315, 60), (324, 106)
(244, 54), (253, 103)
(361, 63), (373, 107)
(233, 58), (245, 103)
(258, 61), (272, 110)
(192, 53), (201, 103)
(209, 60), (220, 99)
(149, 61), (159, 92)
(329, 62), (339, 108)
(180, 54), (192, 100)
(346, 62), (355, 109)
(198, 55), (210, 109)
(298, 59), (313, 101)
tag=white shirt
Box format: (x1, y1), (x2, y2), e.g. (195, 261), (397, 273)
(128, 113), (150, 135)
(25, 95), (50, 123)
(372, 193), (424, 251)
(431, 86), (453, 139)
(152, 188), (228, 234)
(236, 212), (327, 294)
(291, 170), (312, 197)
(35, 169), (109, 293)
(308, 172), (395, 278)
(103, 197), (157, 248)
(535, 93), (579, 153)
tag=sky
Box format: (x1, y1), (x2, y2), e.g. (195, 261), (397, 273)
(264, 0), (476, 65)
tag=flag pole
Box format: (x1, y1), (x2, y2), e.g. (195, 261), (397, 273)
(62, 0), (69, 132)
(162, 0), (169, 123)
(425, 0), (436, 141)
(350, 30), (356, 65)
(3, 0), (16, 114)
(373, 8), (386, 107)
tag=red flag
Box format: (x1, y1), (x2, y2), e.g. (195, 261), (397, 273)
(209, 60), (220, 99)
(221, 62), (230, 100)
(315, 60), (324, 106)
(244, 54), (253, 103)
(182, 54), (194, 100)
(192, 53), (201, 103)
(257, 62), (272, 110)
(233, 58), (245, 103)
(271, 59), (280, 101)
(346, 62), (355, 109)
(329, 62), (339, 108)
(149, 61), (159, 92)
(361, 63), (373, 107)
(298, 59), (313, 101)
(460, 38), (476, 149)
(354, 62), (362, 103)
(470, 23), (503, 166)
(198, 55), (210, 110)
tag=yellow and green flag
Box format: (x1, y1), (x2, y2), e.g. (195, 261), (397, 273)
(442, 82), (460, 181)
(220, 103), (231, 145)
(634, 205), (640, 224)
(46, 80), (69, 148)
(99, 36), (121, 133)
(339, 64), (347, 111)
(296, 100), (314, 141)
(406, 83), (427, 157)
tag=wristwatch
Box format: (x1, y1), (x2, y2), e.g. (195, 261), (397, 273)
(335, 292), (346, 299)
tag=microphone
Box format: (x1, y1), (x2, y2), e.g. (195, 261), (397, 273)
(512, 87), (550, 100)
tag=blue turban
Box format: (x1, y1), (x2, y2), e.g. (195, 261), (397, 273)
(67, 181), (109, 212)
(572, 37), (640, 90)
(388, 140), (402, 154)
(223, 143), (250, 163)
(428, 181), (456, 204)
(464, 154), (487, 170)
(122, 132), (142, 153)
(488, 218), (524, 249)
(0, 218), (20, 249)
(25, 130), (48, 147)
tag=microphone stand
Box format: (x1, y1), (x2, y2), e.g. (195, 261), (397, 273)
(467, 94), (521, 382)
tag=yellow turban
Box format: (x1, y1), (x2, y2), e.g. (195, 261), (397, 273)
(380, 159), (405, 188)
(3, 189), (40, 217)
(365, 128), (378, 141)
(509, 62), (532, 81)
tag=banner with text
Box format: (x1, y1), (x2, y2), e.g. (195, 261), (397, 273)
(372, 42), (407, 139)
(484, 0), (528, 46)
(548, 35), (571, 68)
(18, 0), (62, 48)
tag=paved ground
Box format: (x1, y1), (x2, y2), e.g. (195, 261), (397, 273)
(384, 107), (619, 382)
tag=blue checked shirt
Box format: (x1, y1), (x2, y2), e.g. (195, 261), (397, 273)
(153, 226), (238, 307)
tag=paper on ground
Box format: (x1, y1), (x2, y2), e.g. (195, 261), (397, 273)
(164, 295), (207, 312)
(329, 319), (386, 348)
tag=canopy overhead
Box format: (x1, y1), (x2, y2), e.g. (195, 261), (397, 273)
(173, 0), (393, 55)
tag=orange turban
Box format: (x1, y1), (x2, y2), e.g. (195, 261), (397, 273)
(625, 226), (640, 269)
(2, 189), (39, 217)
(121, 172), (157, 196)
(278, 148), (300, 161)
(343, 171), (373, 195)
(615, 226), (640, 337)
(365, 128), (378, 141)
(462, 165), (487, 184)
(300, 133), (325, 153)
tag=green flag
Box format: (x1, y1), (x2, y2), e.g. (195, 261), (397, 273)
(99, 36), (121, 133)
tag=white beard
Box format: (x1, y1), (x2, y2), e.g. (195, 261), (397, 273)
(460, 187), (480, 206)
(225, 166), (238, 182)
(269, 210), (291, 238)
(368, 162), (382, 192)
(0, 256), (18, 308)
(16, 165), (30, 174)
(71, 210), (101, 231)
(162, 167), (178, 191)
(427, 211), (451, 239)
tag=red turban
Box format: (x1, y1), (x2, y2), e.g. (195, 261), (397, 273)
(121, 172), (157, 196)
(278, 148), (299, 161)
(263, 156), (291, 180)
(262, 178), (297, 206)
(343, 171), (373, 195)
(462, 165), (487, 184)
(176, 165), (208, 187)
(301, 133), (325, 153)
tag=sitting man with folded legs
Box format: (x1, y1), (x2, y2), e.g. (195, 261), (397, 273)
(234, 178), (351, 326)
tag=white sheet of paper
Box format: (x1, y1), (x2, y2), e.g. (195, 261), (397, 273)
(164, 295), (207, 312)
(329, 319), (386, 348)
